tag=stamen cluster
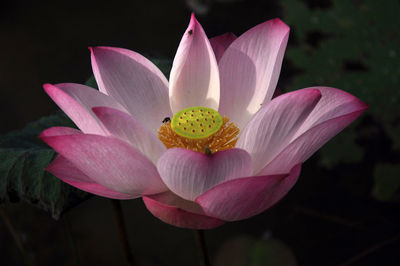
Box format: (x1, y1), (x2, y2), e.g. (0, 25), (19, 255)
(158, 117), (239, 154)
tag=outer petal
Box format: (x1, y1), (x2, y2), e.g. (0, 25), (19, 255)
(292, 87), (369, 139)
(47, 156), (134, 199)
(39, 128), (168, 196)
(90, 46), (172, 134)
(44, 83), (125, 135)
(218, 19), (290, 129)
(209, 32), (237, 62)
(39, 126), (82, 137)
(92, 107), (166, 165)
(143, 191), (225, 229)
(169, 14), (220, 113)
(236, 89), (321, 173)
(259, 109), (367, 175)
(157, 148), (253, 201)
(196, 164), (301, 221)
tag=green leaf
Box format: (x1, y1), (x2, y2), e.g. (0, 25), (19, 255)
(0, 113), (90, 219)
(283, 0), (400, 167)
(372, 163), (400, 202)
(85, 75), (98, 89)
(214, 235), (297, 266)
(250, 238), (297, 266)
(149, 58), (172, 78)
(319, 127), (364, 168)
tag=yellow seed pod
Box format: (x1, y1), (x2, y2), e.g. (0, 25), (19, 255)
(171, 106), (223, 139)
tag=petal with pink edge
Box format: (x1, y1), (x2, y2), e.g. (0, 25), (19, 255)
(44, 83), (125, 135)
(92, 107), (166, 164)
(47, 156), (134, 199)
(90, 46), (172, 134)
(209, 32), (237, 62)
(236, 89), (321, 173)
(169, 14), (220, 113)
(218, 19), (290, 129)
(143, 191), (225, 229)
(40, 129), (167, 196)
(259, 109), (367, 176)
(40, 126), (82, 137)
(292, 87), (369, 139)
(196, 164), (301, 221)
(157, 148), (253, 201)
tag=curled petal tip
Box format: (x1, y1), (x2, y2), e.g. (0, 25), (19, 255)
(270, 18), (290, 30)
(188, 14), (197, 32)
(43, 83), (55, 92)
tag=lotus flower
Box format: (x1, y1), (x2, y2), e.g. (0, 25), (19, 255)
(39, 14), (367, 229)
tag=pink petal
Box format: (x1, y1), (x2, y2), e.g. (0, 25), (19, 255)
(40, 131), (168, 197)
(218, 19), (290, 129)
(236, 89), (321, 173)
(92, 107), (166, 164)
(44, 83), (125, 135)
(209, 32), (237, 62)
(196, 164), (301, 221)
(157, 148), (253, 201)
(143, 191), (225, 229)
(292, 87), (369, 139)
(47, 156), (134, 199)
(169, 14), (220, 113)
(40, 126), (82, 137)
(90, 46), (172, 134)
(259, 109), (367, 175)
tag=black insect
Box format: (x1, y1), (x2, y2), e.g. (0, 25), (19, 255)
(162, 117), (171, 124)
(188, 29), (193, 35)
(205, 147), (213, 157)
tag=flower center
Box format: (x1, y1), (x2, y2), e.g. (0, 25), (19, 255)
(158, 107), (239, 155)
(171, 106), (223, 139)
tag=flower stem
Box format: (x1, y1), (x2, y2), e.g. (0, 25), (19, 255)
(195, 230), (211, 266)
(111, 200), (135, 266)
(64, 215), (82, 266)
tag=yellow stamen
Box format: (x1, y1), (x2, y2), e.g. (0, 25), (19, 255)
(158, 108), (239, 155)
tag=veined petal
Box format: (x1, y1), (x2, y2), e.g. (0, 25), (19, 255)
(236, 89), (321, 174)
(92, 107), (166, 165)
(259, 109), (367, 176)
(218, 19), (290, 129)
(157, 148), (252, 201)
(196, 164), (301, 221)
(292, 87), (369, 140)
(39, 129), (168, 196)
(39, 126), (82, 137)
(44, 83), (125, 135)
(169, 14), (220, 113)
(47, 156), (134, 199)
(90, 46), (172, 134)
(143, 191), (225, 229)
(209, 32), (237, 62)
(256, 87), (368, 175)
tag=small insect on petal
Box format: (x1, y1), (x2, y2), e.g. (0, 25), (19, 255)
(162, 117), (171, 124)
(205, 147), (213, 157)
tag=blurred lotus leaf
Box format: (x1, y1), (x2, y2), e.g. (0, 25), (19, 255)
(282, 0), (400, 167)
(372, 163), (400, 202)
(214, 234), (297, 266)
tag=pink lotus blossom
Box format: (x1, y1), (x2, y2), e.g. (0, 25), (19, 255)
(40, 14), (367, 229)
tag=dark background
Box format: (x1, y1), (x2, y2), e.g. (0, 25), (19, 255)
(1, 0), (400, 265)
